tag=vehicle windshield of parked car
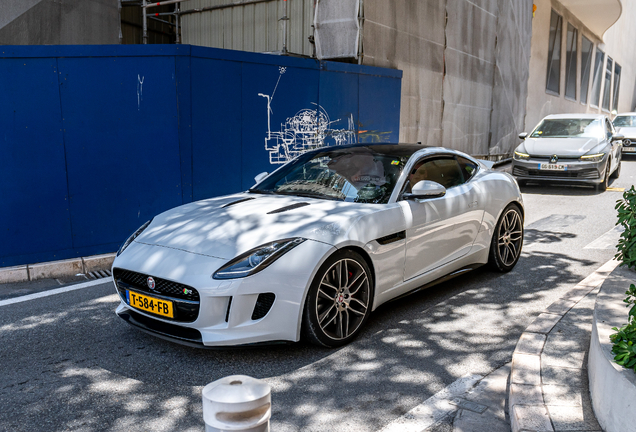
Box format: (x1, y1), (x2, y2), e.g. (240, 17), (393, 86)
(613, 115), (636, 127)
(250, 147), (408, 203)
(530, 118), (603, 139)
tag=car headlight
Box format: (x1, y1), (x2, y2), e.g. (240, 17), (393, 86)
(580, 153), (605, 162)
(117, 219), (152, 257)
(213, 238), (306, 280)
(513, 151), (530, 161)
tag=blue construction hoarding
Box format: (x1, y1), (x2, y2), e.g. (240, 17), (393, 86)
(0, 44), (402, 268)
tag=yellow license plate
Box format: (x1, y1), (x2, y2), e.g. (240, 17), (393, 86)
(127, 290), (174, 318)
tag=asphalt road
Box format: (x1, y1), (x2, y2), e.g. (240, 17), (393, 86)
(1, 159), (635, 432)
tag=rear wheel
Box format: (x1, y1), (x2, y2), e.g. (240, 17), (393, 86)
(302, 250), (373, 347)
(488, 204), (524, 272)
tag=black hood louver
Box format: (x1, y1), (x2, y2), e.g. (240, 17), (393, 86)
(267, 202), (310, 214)
(221, 197), (256, 208)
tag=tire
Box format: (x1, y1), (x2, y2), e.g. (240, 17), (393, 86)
(488, 204), (524, 273)
(610, 159), (621, 179)
(302, 250), (373, 347)
(597, 160), (610, 191)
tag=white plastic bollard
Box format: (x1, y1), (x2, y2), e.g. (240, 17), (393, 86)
(202, 375), (271, 432)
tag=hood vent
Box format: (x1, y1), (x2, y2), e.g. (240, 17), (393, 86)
(267, 202), (310, 214)
(222, 197), (255, 208)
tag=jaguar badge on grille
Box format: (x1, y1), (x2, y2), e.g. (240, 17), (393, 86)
(147, 277), (156, 290)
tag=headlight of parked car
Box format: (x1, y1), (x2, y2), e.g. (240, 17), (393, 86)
(513, 151), (530, 161)
(580, 153), (605, 163)
(213, 238), (306, 279)
(117, 219), (153, 257)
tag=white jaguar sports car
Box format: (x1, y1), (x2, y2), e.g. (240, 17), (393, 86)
(113, 144), (524, 348)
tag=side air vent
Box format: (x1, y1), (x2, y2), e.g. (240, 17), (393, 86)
(225, 297), (233, 322)
(222, 197), (255, 208)
(376, 231), (406, 245)
(267, 202), (310, 214)
(251, 293), (276, 320)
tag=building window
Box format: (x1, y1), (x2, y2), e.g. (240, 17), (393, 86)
(565, 24), (578, 100)
(590, 48), (605, 108)
(612, 63), (621, 112)
(580, 36), (593, 104)
(602, 56), (613, 111)
(546, 10), (563, 94)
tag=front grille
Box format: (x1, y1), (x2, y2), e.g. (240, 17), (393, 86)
(513, 166), (599, 179)
(252, 293), (276, 320)
(113, 268), (199, 301)
(527, 155), (580, 162)
(113, 268), (200, 323)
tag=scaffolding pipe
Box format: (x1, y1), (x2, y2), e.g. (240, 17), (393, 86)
(143, 0), (189, 9)
(175, 2), (180, 43)
(118, 0), (123, 44)
(281, 0), (289, 54)
(148, 16), (175, 26)
(142, 0), (148, 44)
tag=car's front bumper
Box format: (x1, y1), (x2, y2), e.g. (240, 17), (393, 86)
(112, 239), (335, 347)
(622, 139), (636, 156)
(511, 157), (607, 185)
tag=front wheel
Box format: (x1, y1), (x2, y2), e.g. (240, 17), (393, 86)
(597, 160), (610, 191)
(610, 159), (621, 179)
(302, 250), (373, 347)
(488, 204), (524, 272)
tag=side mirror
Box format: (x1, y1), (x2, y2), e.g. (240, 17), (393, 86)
(612, 133), (625, 141)
(253, 172), (268, 184)
(518, 132), (528, 140)
(403, 180), (446, 200)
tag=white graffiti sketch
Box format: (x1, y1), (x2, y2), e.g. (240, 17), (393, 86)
(137, 74), (145, 111)
(258, 66), (357, 164)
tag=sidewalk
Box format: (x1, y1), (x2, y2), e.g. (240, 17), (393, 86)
(451, 259), (627, 432)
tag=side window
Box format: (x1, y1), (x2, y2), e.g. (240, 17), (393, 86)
(405, 157), (464, 192)
(457, 157), (478, 182)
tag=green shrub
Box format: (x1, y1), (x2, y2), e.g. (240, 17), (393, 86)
(610, 283), (636, 372)
(615, 186), (636, 269)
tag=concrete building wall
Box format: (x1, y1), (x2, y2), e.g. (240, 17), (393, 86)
(524, 0), (636, 133)
(0, 0), (119, 45)
(362, 0), (533, 156)
(601, 1), (636, 113)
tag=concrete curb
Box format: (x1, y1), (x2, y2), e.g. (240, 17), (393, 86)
(588, 265), (636, 432)
(0, 253), (116, 284)
(508, 259), (619, 432)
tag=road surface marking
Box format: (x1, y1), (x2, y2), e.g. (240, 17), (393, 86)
(0, 278), (111, 307)
(584, 225), (625, 249)
(606, 187), (624, 192)
(379, 374), (484, 432)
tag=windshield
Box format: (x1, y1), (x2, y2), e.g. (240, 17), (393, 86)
(530, 118), (603, 139)
(613, 115), (636, 127)
(251, 147), (408, 204)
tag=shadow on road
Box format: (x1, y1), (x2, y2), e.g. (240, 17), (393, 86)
(0, 248), (600, 432)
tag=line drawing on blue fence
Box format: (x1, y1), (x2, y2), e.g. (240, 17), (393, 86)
(258, 66), (357, 165)
(137, 74), (145, 111)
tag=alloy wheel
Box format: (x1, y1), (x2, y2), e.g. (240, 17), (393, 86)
(315, 258), (370, 341)
(497, 208), (523, 267)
